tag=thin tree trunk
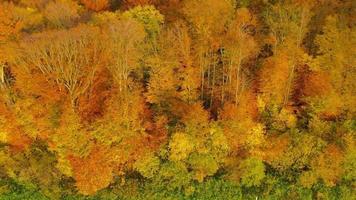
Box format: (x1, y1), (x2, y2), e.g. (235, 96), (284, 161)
(211, 53), (216, 107)
(200, 53), (205, 99)
(220, 49), (225, 105)
(235, 51), (242, 106)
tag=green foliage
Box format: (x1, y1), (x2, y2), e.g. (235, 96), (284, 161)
(153, 161), (192, 191)
(239, 157), (266, 187)
(0, 179), (49, 200)
(343, 140), (356, 183)
(191, 179), (242, 200)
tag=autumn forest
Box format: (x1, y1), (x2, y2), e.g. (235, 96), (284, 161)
(0, 0), (355, 199)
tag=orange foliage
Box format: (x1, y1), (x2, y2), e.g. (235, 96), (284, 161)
(173, 101), (209, 125)
(219, 103), (239, 121)
(69, 144), (114, 195)
(77, 69), (112, 122)
(44, 0), (80, 28)
(220, 89), (258, 121)
(0, 99), (33, 152)
(8, 131), (32, 153)
(0, 2), (22, 41)
(303, 71), (332, 97)
(184, 103), (209, 125)
(263, 134), (290, 164)
(19, 0), (49, 10)
(302, 71), (332, 97)
(312, 144), (344, 186)
(123, 0), (155, 8)
(258, 52), (290, 105)
(12, 66), (65, 103)
(155, 0), (182, 22)
(81, 0), (109, 11)
(17, 25), (106, 107)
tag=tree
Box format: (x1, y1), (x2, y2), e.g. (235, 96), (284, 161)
(262, 0), (314, 106)
(122, 0), (156, 8)
(188, 153), (219, 182)
(311, 144), (344, 186)
(342, 133), (356, 184)
(169, 132), (194, 161)
(313, 15), (356, 118)
(192, 179), (242, 200)
(43, 0), (80, 28)
(265, 131), (324, 173)
(181, 0), (234, 101)
(222, 8), (258, 105)
(259, 52), (291, 106)
(69, 144), (114, 195)
(134, 152), (160, 178)
(1, 142), (63, 199)
(0, 2), (43, 42)
(146, 22), (199, 105)
(80, 0), (109, 11)
(122, 5), (164, 40)
(0, 2), (43, 86)
(238, 157), (265, 187)
(16, 25), (107, 108)
(153, 161), (192, 191)
(104, 18), (146, 93)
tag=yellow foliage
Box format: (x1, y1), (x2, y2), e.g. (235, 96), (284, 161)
(56, 154), (73, 177)
(188, 154), (218, 182)
(299, 171), (318, 188)
(308, 92), (343, 120)
(169, 132), (194, 161)
(278, 108), (297, 128)
(134, 153), (160, 178)
(210, 128), (229, 157)
(246, 123), (266, 148)
(257, 95), (266, 112)
(0, 131), (7, 143)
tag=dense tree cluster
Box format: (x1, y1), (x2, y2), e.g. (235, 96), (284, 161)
(0, 0), (355, 199)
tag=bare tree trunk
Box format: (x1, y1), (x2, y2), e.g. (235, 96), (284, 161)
(211, 53), (216, 107)
(0, 63), (4, 84)
(200, 53), (205, 99)
(207, 51), (211, 102)
(220, 49), (225, 105)
(235, 51), (242, 106)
